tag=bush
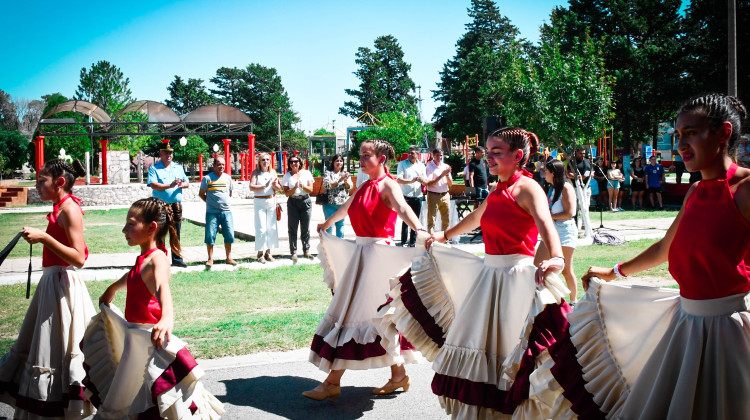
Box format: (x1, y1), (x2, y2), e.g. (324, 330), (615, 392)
(444, 153), (466, 179)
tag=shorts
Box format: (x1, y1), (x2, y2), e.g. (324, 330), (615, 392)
(205, 211), (235, 244)
(631, 181), (645, 192)
(647, 186), (663, 194)
(608, 180), (620, 189)
(554, 218), (578, 248)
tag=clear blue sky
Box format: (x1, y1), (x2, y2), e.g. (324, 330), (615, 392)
(1, 0), (566, 136)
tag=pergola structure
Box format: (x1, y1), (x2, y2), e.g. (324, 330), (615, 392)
(34, 101), (258, 183)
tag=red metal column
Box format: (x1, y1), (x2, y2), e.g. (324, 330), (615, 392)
(34, 136), (45, 179)
(198, 154), (204, 179)
(248, 134), (256, 174)
(99, 140), (109, 185)
(222, 139), (231, 175)
(282, 151), (288, 174)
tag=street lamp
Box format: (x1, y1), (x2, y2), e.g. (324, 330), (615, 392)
(212, 144), (219, 153)
(179, 136), (187, 147)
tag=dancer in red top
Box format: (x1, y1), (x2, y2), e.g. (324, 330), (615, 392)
(382, 127), (572, 418)
(551, 94), (750, 419)
(303, 139), (424, 402)
(83, 197), (224, 418)
(0, 159), (97, 419)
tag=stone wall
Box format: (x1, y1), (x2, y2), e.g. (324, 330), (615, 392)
(27, 181), (255, 206)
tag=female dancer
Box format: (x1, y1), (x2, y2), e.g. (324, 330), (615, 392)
(0, 159), (97, 419)
(282, 156), (314, 260)
(607, 160), (624, 211)
(629, 157), (646, 209)
(535, 158), (579, 303)
(384, 127), (571, 419)
(83, 197), (223, 418)
(304, 139), (424, 401)
(553, 93), (750, 419)
(249, 153), (282, 263)
(321, 154), (352, 238)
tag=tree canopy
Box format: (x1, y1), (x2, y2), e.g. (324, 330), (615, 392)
(339, 35), (417, 119)
(74, 60), (134, 115)
(165, 76), (215, 115)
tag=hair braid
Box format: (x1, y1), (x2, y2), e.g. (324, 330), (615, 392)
(130, 197), (180, 257)
(362, 139), (395, 164)
(680, 93), (747, 157)
(42, 158), (86, 192)
(488, 127), (538, 168)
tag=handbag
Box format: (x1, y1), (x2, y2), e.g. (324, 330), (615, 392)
(315, 177), (328, 205)
(276, 203), (282, 221)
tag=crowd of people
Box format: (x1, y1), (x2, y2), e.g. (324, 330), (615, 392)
(1, 93), (748, 419)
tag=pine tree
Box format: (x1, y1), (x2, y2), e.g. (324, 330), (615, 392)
(74, 61), (134, 115)
(165, 76), (214, 115)
(339, 35), (416, 119)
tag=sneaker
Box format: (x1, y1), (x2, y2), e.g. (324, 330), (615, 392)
(291, 254), (298, 262)
(226, 258), (238, 266)
(172, 260), (188, 268)
(303, 253), (314, 260)
(617, 207), (624, 211)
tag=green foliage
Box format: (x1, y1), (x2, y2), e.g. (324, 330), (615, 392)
(74, 60), (134, 115)
(339, 35), (417, 119)
(38, 93), (92, 164)
(0, 89), (19, 130)
(501, 27), (613, 149)
(165, 76), (215, 115)
(0, 129), (29, 174)
(444, 153), (466, 178)
(433, 0), (522, 140)
(348, 104), (433, 159)
(141, 135), (209, 164)
(210, 64), (300, 151)
(314, 128), (334, 135)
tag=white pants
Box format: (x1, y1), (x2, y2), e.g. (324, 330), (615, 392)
(254, 197), (279, 252)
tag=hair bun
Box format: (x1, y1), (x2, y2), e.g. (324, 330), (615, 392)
(72, 159), (86, 178)
(728, 96), (747, 123)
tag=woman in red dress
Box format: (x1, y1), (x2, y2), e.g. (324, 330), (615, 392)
(552, 94), (750, 419)
(0, 159), (96, 419)
(303, 139), (424, 401)
(83, 197), (224, 418)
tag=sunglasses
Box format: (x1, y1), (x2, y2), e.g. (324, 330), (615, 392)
(290, 161), (301, 164)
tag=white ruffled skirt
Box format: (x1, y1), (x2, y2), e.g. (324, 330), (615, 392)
(377, 238), (573, 419)
(0, 266), (97, 420)
(309, 231), (419, 372)
(80, 304), (224, 419)
(551, 278), (750, 420)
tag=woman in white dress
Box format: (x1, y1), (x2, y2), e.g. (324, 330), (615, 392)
(249, 153), (282, 263)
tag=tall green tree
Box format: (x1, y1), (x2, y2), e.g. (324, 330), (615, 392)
(165, 76), (215, 115)
(350, 101), (434, 159)
(210, 64), (300, 150)
(501, 27), (613, 149)
(0, 129), (29, 175)
(339, 35), (417, 119)
(0, 89), (19, 130)
(551, 0), (684, 153)
(682, 0), (750, 108)
(74, 61), (134, 115)
(432, 0), (522, 140)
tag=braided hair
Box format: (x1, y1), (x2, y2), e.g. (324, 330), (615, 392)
(487, 127), (540, 169)
(361, 139), (395, 165)
(41, 159), (85, 192)
(129, 197), (181, 257)
(679, 94), (747, 157)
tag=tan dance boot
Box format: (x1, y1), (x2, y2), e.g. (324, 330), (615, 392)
(372, 375), (410, 395)
(302, 381), (341, 402)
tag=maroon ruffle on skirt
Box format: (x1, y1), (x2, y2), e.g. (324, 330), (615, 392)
(0, 380), (87, 418)
(432, 302), (572, 414)
(311, 334), (388, 362)
(548, 330), (607, 419)
(398, 269), (447, 348)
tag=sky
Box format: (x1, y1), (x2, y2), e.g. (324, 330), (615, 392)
(1, 0), (566, 136)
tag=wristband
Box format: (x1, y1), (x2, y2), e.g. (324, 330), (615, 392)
(613, 262), (627, 278)
(444, 227), (451, 241)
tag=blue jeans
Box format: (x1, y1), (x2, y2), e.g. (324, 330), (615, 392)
(323, 203), (345, 238)
(205, 211), (235, 244)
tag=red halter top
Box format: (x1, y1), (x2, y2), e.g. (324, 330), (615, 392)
(480, 170), (538, 256)
(125, 247), (164, 324)
(43, 194), (89, 267)
(669, 163), (750, 299)
(348, 174), (397, 238)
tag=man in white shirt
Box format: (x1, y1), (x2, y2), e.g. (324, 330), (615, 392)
(424, 148), (453, 233)
(396, 145), (427, 246)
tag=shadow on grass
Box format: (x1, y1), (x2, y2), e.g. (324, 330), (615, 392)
(220, 376), (395, 419)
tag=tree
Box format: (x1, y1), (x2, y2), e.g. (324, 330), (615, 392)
(339, 35), (416, 119)
(165, 76), (215, 115)
(16, 98), (45, 138)
(0, 129), (29, 175)
(350, 102), (434, 159)
(210, 64), (300, 150)
(432, 0), (522, 140)
(501, 27), (613, 150)
(0, 89), (19, 130)
(37, 93), (93, 164)
(74, 60), (134, 115)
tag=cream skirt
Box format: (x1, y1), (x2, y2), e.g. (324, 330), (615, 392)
(80, 304), (224, 419)
(309, 231), (419, 372)
(0, 266), (97, 420)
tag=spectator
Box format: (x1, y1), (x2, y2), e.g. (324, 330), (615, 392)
(468, 146), (490, 200)
(592, 157), (609, 209)
(199, 157), (236, 267)
(146, 140), (188, 267)
(249, 153), (282, 263)
(396, 145), (426, 247)
(424, 148), (453, 233)
(629, 157), (646, 209)
(737, 134), (750, 167)
(282, 156), (314, 261)
(616, 160), (626, 210)
(322, 154), (353, 239)
(607, 160), (625, 211)
(645, 155), (665, 209)
(672, 149), (686, 184)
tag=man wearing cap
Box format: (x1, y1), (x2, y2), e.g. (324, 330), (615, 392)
(199, 157), (236, 268)
(147, 140), (189, 267)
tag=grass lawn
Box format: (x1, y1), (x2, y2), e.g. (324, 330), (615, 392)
(0, 208), (246, 259)
(0, 238), (672, 359)
(588, 207), (679, 221)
